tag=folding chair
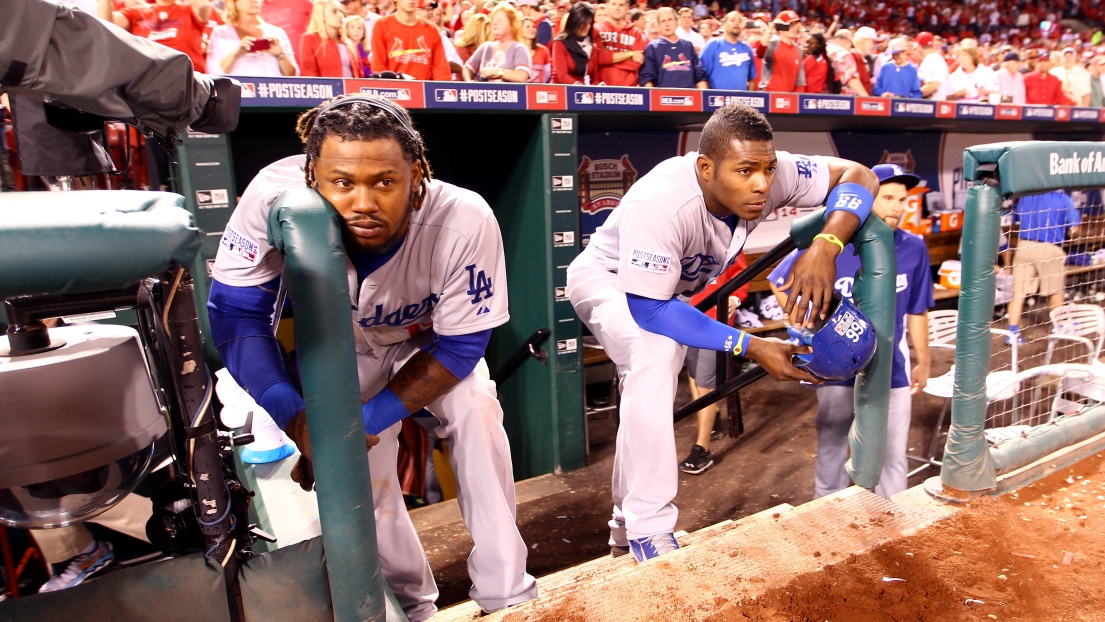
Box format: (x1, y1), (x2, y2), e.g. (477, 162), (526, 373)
(1044, 304), (1105, 366)
(907, 311), (1020, 476)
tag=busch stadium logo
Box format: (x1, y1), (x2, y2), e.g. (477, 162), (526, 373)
(878, 149), (916, 175)
(577, 155), (637, 215)
(659, 95), (695, 106)
(574, 91), (645, 106)
(359, 86), (412, 101)
(708, 95), (766, 109)
(1024, 106), (1056, 119)
(1049, 150), (1105, 176)
(253, 82), (334, 99)
(895, 101), (935, 114)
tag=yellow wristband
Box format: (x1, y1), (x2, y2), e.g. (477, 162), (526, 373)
(814, 233), (844, 253)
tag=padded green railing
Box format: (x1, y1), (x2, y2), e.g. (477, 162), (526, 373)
(791, 209), (897, 489)
(943, 141), (1105, 494)
(0, 191), (200, 298)
(268, 188), (405, 622)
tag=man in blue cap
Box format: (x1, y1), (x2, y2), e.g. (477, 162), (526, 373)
(769, 163), (935, 498)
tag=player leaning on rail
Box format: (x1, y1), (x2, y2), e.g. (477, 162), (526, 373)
(205, 95), (536, 620)
(566, 104), (879, 563)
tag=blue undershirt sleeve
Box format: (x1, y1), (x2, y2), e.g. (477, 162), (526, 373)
(421, 329), (492, 380)
(626, 293), (750, 356)
(207, 277), (304, 430)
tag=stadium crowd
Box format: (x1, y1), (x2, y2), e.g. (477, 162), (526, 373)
(39, 0), (1105, 105)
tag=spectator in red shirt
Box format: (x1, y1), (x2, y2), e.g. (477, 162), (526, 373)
(300, 0), (364, 77)
(370, 0), (452, 79)
(550, 1), (599, 84)
(98, 0), (213, 72)
(523, 17), (552, 83)
(1024, 51), (1069, 105)
(261, 0), (313, 55)
(754, 10), (805, 92)
(593, 0), (646, 87)
(803, 32), (832, 93)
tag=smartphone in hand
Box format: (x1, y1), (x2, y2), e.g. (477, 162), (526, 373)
(249, 38), (271, 52)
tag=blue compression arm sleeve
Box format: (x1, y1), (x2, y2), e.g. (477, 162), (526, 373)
(207, 277), (305, 430)
(825, 182), (873, 226)
(362, 329), (492, 435)
(626, 293), (750, 356)
(422, 329), (492, 380)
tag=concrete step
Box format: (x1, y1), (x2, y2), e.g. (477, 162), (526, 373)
(433, 487), (953, 621)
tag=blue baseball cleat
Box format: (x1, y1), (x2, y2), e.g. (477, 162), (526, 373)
(628, 533), (680, 562)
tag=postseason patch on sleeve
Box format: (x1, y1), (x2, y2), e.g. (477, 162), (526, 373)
(220, 225), (261, 265)
(628, 248), (672, 274)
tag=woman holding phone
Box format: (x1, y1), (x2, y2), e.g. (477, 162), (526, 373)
(207, 0), (298, 76)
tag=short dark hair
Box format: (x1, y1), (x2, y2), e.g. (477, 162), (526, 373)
(698, 104), (774, 162)
(295, 94), (432, 193)
(630, 8), (643, 21)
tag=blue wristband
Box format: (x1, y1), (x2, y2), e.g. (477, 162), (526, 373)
(362, 387), (410, 435)
(825, 182), (873, 226)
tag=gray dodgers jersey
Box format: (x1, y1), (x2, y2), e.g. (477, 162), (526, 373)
(578, 150), (830, 299)
(212, 155), (509, 352)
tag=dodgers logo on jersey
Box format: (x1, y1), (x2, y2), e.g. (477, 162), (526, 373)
(795, 156), (816, 179)
(680, 254), (719, 281)
(466, 264), (493, 315)
(357, 293), (439, 329)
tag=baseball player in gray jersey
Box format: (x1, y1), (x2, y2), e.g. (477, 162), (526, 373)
(567, 105), (879, 562)
(206, 95), (536, 619)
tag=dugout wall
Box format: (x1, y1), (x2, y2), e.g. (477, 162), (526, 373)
(176, 78), (1104, 481)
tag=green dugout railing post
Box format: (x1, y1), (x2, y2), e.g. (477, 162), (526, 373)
(268, 188), (405, 622)
(791, 209), (897, 488)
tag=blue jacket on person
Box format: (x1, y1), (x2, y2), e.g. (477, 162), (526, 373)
(639, 36), (706, 88)
(874, 62), (922, 98)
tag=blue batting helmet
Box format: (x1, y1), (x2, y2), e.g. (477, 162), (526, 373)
(787, 294), (877, 382)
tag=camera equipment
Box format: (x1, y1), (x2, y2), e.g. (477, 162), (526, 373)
(775, 23), (791, 31)
(249, 38), (271, 52)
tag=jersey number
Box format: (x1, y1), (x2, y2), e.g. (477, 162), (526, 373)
(834, 193), (863, 212)
(466, 264), (494, 304)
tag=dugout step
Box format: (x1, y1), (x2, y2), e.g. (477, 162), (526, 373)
(434, 488), (953, 621)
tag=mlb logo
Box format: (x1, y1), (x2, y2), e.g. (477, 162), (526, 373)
(574, 92), (594, 104)
(708, 95), (725, 107)
(241, 83), (256, 98)
(394, 88), (411, 101)
(551, 118), (573, 131)
(435, 89), (458, 102)
(536, 90), (559, 104)
(804, 99), (818, 109)
(660, 95), (693, 106)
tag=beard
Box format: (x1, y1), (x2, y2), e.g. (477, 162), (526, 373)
(341, 195), (414, 254)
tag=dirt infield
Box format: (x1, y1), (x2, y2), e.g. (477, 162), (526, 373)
(732, 453), (1105, 622)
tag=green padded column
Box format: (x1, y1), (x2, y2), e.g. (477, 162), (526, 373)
(791, 209), (897, 488)
(940, 183), (1001, 492)
(267, 188), (397, 622)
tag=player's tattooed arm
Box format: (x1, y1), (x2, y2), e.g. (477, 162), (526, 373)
(387, 351), (462, 413)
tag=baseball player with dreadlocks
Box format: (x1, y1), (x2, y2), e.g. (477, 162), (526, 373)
(206, 94), (536, 619)
(567, 104), (879, 563)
